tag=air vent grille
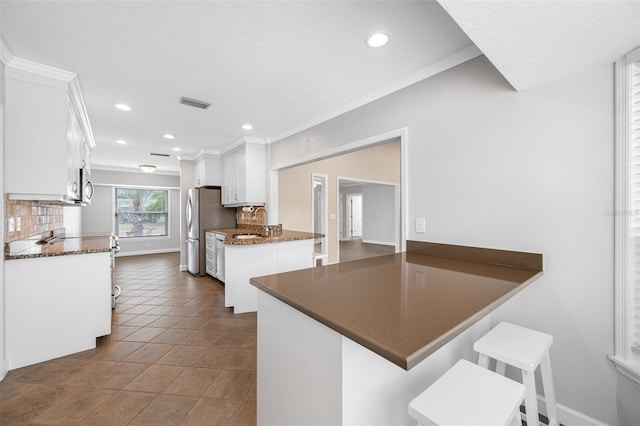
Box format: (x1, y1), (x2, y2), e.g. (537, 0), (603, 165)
(148, 152), (170, 157)
(179, 96), (211, 109)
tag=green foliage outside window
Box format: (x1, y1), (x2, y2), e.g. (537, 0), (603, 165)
(116, 188), (168, 238)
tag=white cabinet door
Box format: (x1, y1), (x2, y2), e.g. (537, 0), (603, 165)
(205, 232), (217, 277)
(221, 141), (266, 207)
(215, 234), (226, 282)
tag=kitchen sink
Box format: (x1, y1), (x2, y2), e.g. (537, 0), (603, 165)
(232, 234), (262, 239)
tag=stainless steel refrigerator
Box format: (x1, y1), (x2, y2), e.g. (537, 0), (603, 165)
(186, 186), (236, 276)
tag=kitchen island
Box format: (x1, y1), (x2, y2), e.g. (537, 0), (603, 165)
(207, 227), (321, 314)
(250, 241), (543, 425)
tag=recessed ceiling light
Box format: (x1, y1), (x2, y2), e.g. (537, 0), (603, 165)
(172, 147), (181, 152)
(115, 103), (132, 111)
(115, 139), (127, 145)
(139, 165), (156, 173)
(365, 32), (390, 48)
(163, 133), (176, 139)
(242, 124), (253, 130)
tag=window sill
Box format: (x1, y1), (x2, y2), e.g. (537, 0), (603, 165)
(609, 355), (640, 386)
(118, 235), (171, 242)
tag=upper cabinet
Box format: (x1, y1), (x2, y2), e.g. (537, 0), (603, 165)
(4, 58), (95, 205)
(222, 139), (266, 206)
(193, 151), (222, 188)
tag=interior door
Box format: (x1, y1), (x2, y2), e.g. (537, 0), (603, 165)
(348, 194), (363, 238)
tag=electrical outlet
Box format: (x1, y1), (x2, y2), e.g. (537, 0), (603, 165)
(415, 271), (425, 286)
(329, 213), (336, 220)
(8, 217), (15, 233)
(415, 217), (426, 233)
(16, 217), (21, 232)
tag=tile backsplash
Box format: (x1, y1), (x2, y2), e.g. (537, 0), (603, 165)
(5, 198), (64, 242)
(236, 206), (266, 226)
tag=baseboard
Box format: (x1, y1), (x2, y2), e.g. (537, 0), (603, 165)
(115, 248), (180, 257)
(1, 358), (9, 381)
(361, 239), (396, 246)
(535, 394), (609, 426)
(179, 264), (187, 271)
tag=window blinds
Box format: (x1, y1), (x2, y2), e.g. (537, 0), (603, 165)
(630, 59), (640, 359)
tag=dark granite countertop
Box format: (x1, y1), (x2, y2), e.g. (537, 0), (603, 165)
(250, 241), (543, 370)
(5, 232), (113, 260)
(207, 227), (322, 245)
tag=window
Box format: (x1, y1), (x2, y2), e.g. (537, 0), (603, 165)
(612, 46), (640, 384)
(115, 188), (168, 238)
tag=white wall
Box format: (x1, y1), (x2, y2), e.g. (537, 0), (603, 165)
(270, 56), (620, 424)
(81, 169), (181, 256)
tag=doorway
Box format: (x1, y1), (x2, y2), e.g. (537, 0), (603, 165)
(338, 178), (399, 262)
(346, 193), (363, 239)
(311, 173), (328, 262)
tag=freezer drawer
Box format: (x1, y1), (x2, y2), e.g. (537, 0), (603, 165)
(187, 238), (199, 276)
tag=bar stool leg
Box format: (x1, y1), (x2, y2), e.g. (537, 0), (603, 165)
(478, 353), (490, 369)
(540, 354), (558, 426)
(496, 360), (507, 376)
(522, 370), (539, 426)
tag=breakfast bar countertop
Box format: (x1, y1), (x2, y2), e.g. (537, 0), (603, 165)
(250, 241), (543, 370)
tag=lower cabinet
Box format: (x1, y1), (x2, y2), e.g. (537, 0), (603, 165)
(205, 232), (226, 282)
(5, 252), (111, 370)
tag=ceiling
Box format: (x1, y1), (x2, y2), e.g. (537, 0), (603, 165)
(0, 0), (474, 175)
(2, 1), (639, 175)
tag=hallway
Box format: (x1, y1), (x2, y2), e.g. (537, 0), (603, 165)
(0, 252), (256, 425)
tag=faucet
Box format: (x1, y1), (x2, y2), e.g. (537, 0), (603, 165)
(253, 206), (267, 228)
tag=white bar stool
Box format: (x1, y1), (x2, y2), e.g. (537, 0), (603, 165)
(313, 252), (328, 266)
(408, 359), (525, 426)
(474, 321), (558, 426)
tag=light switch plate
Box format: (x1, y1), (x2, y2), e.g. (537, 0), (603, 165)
(16, 217), (21, 232)
(8, 217), (15, 233)
(329, 213), (336, 220)
(415, 217), (426, 233)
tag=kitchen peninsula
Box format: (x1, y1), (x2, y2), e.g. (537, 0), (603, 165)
(208, 227), (321, 314)
(250, 241), (543, 425)
(4, 232), (113, 370)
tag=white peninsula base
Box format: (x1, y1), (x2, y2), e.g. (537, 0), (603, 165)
(257, 290), (491, 425)
(225, 239), (313, 313)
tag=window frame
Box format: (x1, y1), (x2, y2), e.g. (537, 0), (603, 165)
(113, 186), (170, 240)
(611, 46), (640, 385)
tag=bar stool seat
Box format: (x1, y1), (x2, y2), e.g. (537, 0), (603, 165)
(474, 321), (558, 426)
(408, 359), (525, 426)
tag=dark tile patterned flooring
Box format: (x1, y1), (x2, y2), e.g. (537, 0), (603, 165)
(0, 252), (256, 425)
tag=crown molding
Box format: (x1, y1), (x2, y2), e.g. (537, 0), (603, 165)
(194, 149), (221, 162)
(221, 136), (267, 155)
(269, 44), (482, 144)
(6, 56), (76, 82)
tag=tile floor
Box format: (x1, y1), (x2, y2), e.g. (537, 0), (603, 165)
(0, 252), (256, 425)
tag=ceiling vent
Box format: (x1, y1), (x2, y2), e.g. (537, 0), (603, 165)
(148, 152), (170, 157)
(179, 96), (210, 109)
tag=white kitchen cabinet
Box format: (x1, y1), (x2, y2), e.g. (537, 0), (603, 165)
(4, 61), (94, 204)
(194, 151), (222, 187)
(5, 252), (111, 370)
(222, 140), (266, 206)
(205, 231), (227, 282)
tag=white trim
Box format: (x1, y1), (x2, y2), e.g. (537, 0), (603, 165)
(311, 173), (329, 257)
(271, 128), (406, 171)
(1, 359), (9, 381)
(68, 77), (96, 149)
(361, 239), (396, 247)
(115, 248), (180, 257)
(612, 48), (640, 384)
(92, 165), (180, 176)
(94, 182), (180, 190)
(609, 355), (640, 386)
(6, 56), (76, 82)
(533, 394), (609, 426)
(270, 44), (481, 143)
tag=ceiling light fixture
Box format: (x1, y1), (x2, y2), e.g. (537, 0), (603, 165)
(115, 139), (127, 145)
(365, 32), (390, 48)
(172, 147), (181, 152)
(115, 103), (132, 111)
(139, 164), (157, 173)
(163, 133), (176, 139)
(242, 124), (253, 130)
